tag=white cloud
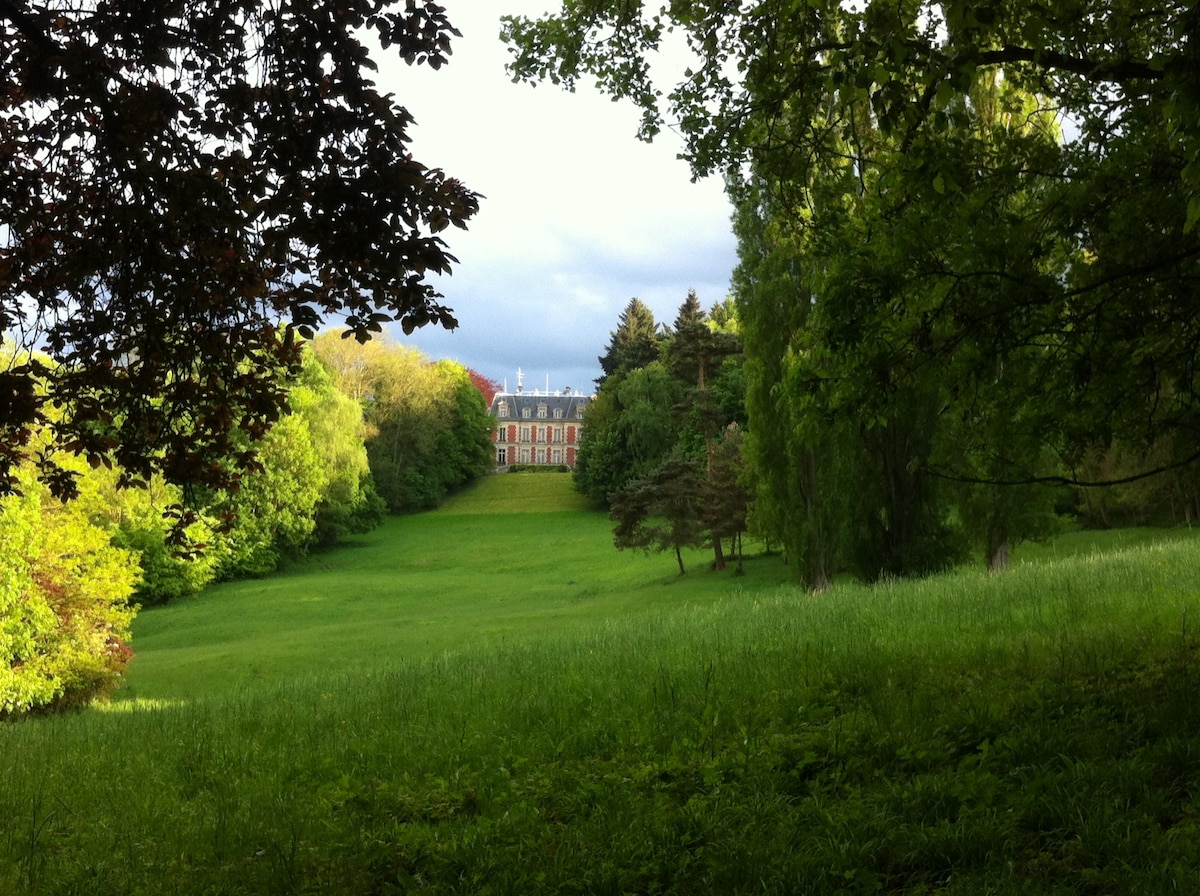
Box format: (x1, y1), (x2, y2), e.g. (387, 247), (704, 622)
(371, 3), (737, 394)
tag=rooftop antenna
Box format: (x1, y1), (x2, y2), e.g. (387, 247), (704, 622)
(516, 367), (524, 393)
(545, 373), (550, 394)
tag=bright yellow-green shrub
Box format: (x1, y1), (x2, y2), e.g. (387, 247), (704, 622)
(1, 468), (139, 716)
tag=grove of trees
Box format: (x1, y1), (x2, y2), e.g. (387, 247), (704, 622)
(580, 293), (751, 573)
(3, 1), (493, 717)
(311, 331), (495, 513)
(507, 0), (1200, 587)
(2, 338), (495, 716)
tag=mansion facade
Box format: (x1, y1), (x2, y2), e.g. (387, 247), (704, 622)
(488, 387), (591, 468)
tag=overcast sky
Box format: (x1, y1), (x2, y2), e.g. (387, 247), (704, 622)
(365, 2), (738, 396)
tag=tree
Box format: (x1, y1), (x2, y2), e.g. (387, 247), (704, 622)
(576, 360), (684, 505)
(2, 464), (138, 716)
(1, 1), (480, 511)
(699, 424), (753, 571)
(572, 389), (625, 505)
(211, 391), (328, 579)
(467, 369), (502, 407)
(85, 342), (378, 600)
(100, 471), (221, 606)
(311, 333), (492, 513)
(610, 455), (705, 575)
(666, 290), (742, 569)
(596, 298), (663, 387)
(504, 0), (1200, 534)
(294, 350), (383, 546)
(427, 360), (496, 499)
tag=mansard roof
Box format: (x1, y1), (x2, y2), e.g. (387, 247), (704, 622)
(489, 390), (591, 421)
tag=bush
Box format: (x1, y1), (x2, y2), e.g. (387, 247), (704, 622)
(1, 469), (138, 716)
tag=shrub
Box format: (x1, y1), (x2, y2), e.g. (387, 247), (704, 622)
(1, 469), (138, 716)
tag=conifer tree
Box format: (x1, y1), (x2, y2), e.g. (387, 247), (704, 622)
(596, 298), (663, 387)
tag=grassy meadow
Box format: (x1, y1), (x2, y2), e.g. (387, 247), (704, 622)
(3, 473), (1200, 894)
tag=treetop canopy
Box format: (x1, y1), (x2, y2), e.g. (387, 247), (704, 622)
(1, 0), (479, 507)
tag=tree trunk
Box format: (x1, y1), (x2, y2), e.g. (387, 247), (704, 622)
(675, 544), (687, 575)
(987, 538), (1010, 572)
(712, 537), (726, 571)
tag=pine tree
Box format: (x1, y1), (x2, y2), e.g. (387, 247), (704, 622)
(597, 298), (663, 386)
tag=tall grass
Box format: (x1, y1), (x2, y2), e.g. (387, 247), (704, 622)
(3, 475), (1200, 893)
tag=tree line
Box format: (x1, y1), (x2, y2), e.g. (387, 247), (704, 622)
(510, 0), (1200, 589)
(1, 334), (495, 717)
(585, 286), (1199, 584)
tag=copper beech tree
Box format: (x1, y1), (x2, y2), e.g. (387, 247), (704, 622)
(0, 0), (480, 516)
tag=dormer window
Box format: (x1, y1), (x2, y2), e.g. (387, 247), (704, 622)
(554, 408), (563, 419)
(537, 404), (547, 419)
(522, 408), (531, 419)
(575, 407), (584, 419)
(497, 401), (508, 417)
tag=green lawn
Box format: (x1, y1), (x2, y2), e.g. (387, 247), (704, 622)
(120, 474), (789, 703)
(3, 473), (1200, 894)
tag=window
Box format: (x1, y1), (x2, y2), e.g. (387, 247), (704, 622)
(520, 426), (530, 443)
(497, 448), (507, 465)
(522, 407), (531, 419)
(554, 408), (563, 419)
(551, 448), (563, 464)
(536, 448), (546, 464)
(537, 404), (547, 419)
(497, 401), (508, 417)
(575, 406), (584, 419)
(519, 448), (530, 464)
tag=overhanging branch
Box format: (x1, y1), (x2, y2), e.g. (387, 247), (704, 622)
(924, 447), (1200, 489)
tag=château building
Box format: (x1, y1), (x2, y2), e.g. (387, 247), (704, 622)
(488, 372), (591, 468)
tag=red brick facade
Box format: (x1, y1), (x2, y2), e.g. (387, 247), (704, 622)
(489, 390), (591, 468)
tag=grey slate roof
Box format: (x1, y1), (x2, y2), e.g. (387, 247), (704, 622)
(489, 391), (591, 421)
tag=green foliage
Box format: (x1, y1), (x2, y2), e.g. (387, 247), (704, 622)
(611, 455), (707, 574)
(83, 344), (378, 598)
(111, 524), (217, 607)
(2, 1), (480, 510)
(581, 296), (752, 570)
(1, 468), (138, 716)
(1076, 436), (1200, 529)
(596, 297), (664, 386)
(312, 334), (493, 513)
(574, 361), (685, 505)
(293, 346), (382, 545)
(699, 424), (753, 567)
(214, 411), (327, 578)
(431, 360), (496, 496)
(504, 0), (1200, 586)
(571, 388), (624, 504)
